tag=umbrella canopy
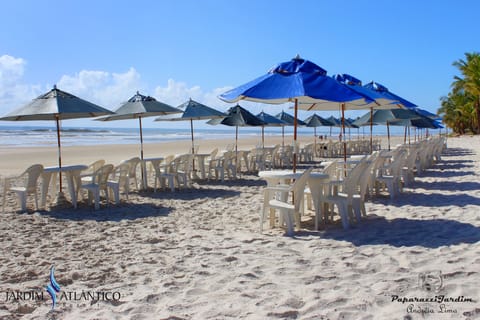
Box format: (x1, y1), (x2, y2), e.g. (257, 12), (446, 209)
(364, 81), (417, 109)
(304, 113), (334, 127)
(97, 91), (182, 161)
(353, 109), (421, 127)
(353, 109), (422, 150)
(155, 98), (225, 154)
(256, 111), (288, 148)
(208, 105), (265, 159)
(218, 105), (265, 127)
(412, 107), (442, 120)
(304, 113), (335, 154)
(299, 73), (400, 160)
(219, 55), (374, 171)
(298, 74), (397, 111)
(0, 85), (113, 195)
(389, 117), (444, 129)
(275, 111), (306, 147)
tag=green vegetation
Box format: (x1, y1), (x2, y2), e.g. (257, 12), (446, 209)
(438, 52), (480, 134)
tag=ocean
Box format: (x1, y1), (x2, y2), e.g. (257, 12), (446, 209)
(0, 124), (412, 148)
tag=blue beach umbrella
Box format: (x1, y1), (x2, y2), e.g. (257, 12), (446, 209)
(219, 55), (372, 171)
(364, 81), (417, 109)
(303, 74), (402, 153)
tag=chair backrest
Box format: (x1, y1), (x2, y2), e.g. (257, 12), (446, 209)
(209, 148), (218, 160)
(292, 167), (313, 211)
(111, 163), (130, 183)
(342, 160), (369, 198)
(23, 164), (44, 192)
(124, 157), (141, 177)
(92, 164), (114, 187)
(321, 161), (338, 180)
(87, 159), (105, 174)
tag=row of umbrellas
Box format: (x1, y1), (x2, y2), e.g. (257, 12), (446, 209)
(0, 55), (443, 186)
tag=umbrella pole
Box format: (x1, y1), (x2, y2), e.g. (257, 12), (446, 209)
(314, 127), (317, 158)
(404, 126), (407, 144)
(408, 126), (411, 145)
(55, 116), (64, 198)
(139, 117), (146, 189)
(262, 126), (265, 149)
(235, 126), (239, 171)
(293, 99), (298, 173)
(370, 107), (373, 153)
(341, 104), (347, 176)
(190, 119), (196, 171)
(387, 122), (391, 151)
(282, 126), (285, 148)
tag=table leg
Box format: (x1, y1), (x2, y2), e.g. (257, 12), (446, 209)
(199, 160), (206, 180)
(41, 173), (52, 209)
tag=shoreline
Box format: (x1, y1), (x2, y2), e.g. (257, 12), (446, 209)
(0, 135), (408, 175)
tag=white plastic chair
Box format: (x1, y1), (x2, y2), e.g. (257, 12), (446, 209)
(2, 164), (43, 212)
(375, 149), (407, 199)
(107, 163), (130, 204)
(122, 157), (141, 191)
(80, 164), (113, 210)
(261, 168), (312, 236)
(209, 151), (237, 181)
(80, 160), (105, 182)
(160, 154), (194, 190)
(154, 155), (174, 192)
(321, 160), (369, 229)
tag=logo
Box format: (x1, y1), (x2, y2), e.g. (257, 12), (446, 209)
(45, 266), (61, 310)
(418, 270), (443, 293)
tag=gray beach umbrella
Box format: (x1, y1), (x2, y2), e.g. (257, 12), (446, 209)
(0, 85), (113, 195)
(155, 98), (225, 155)
(208, 104), (265, 159)
(353, 109), (421, 150)
(97, 91), (182, 161)
(256, 111), (288, 148)
(304, 113), (335, 152)
(275, 111), (306, 147)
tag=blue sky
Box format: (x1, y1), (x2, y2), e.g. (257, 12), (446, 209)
(0, 0), (478, 129)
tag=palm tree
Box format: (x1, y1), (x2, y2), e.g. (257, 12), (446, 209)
(452, 52), (480, 133)
(439, 91), (475, 134)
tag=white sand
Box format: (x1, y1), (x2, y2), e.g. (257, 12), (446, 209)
(0, 135), (479, 319)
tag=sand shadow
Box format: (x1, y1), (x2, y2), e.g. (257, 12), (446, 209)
(307, 216), (480, 248)
(413, 180), (480, 192)
(195, 177), (266, 188)
(371, 191), (480, 207)
(442, 147), (475, 156)
(139, 187), (241, 200)
(37, 202), (173, 222)
(417, 169), (475, 178)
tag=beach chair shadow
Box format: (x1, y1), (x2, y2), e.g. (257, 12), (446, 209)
(304, 216), (480, 248)
(38, 202), (174, 222)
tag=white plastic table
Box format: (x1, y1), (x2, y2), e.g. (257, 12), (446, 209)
(42, 165), (88, 208)
(258, 170), (329, 229)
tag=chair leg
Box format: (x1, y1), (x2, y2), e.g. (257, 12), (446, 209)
(17, 191), (27, 212)
(282, 209), (295, 237)
(338, 203), (350, 230)
(34, 193), (39, 211)
(94, 191), (100, 210)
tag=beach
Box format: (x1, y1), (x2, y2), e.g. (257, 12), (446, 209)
(0, 135), (479, 319)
